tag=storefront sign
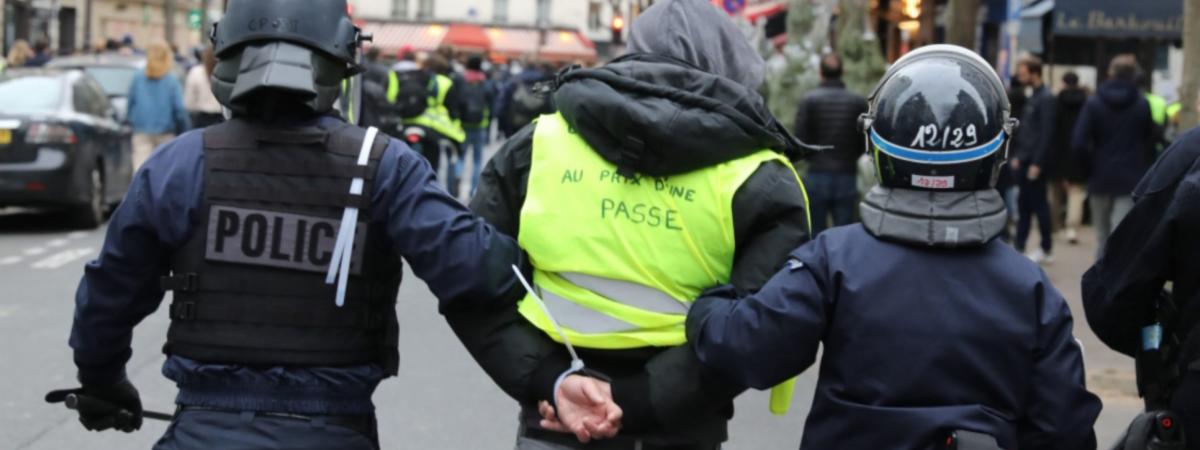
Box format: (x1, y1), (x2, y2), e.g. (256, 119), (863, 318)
(1054, 0), (1183, 39)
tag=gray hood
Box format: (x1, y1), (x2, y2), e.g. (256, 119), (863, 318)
(628, 0), (765, 90)
(859, 186), (1007, 247)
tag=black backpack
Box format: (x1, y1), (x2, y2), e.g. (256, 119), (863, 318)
(507, 80), (550, 131)
(390, 71), (434, 119)
(460, 80), (489, 126)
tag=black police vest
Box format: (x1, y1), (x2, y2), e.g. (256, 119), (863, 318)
(161, 118), (403, 374)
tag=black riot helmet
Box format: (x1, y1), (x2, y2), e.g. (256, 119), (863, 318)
(209, 0), (368, 116)
(860, 45), (1018, 191)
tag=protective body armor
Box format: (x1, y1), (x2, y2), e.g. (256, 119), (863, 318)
(162, 118), (403, 374)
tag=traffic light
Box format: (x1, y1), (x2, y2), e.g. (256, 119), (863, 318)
(611, 15), (625, 45)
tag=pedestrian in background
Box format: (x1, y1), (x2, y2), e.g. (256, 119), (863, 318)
(6, 40), (33, 68)
(1012, 56), (1056, 264)
(127, 40), (189, 170)
(794, 53), (868, 235)
(183, 47), (223, 129)
(1050, 72), (1089, 244)
(25, 40), (52, 67)
(459, 55), (495, 195)
(1071, 54), (1155, 260)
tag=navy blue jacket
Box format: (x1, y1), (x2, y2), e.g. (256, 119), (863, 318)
(1071, 79), (1155, 195)
(1083, 127), (1200, 440)
(69, 116), (522, 415)
(687, 225), (1101, 449)
(1013, 84), (1056, 168)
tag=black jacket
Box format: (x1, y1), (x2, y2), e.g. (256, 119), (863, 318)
(445, 54), (810, 444)
(1013, 84), (1056, 168)
(794, 79), (869, 173)
(1071, 79), (1155, 195)
(1050, 87), (1089, 182)
(1082, 126), (1200, 430)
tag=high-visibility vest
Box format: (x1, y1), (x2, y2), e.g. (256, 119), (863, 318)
(391, 72), (465, 143)
(517, 112), (810, 414)
(1147, 93), (1167, 126)
(1167, 102), (1182, 123)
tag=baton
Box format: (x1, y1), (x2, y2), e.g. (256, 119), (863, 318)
(65, 393), (174, 422)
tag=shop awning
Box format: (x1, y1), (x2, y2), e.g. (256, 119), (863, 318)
(1053, 0), (1183, 39)
(488, 27), (540, 61)
(364, 22), (447, 55)
(539, 30), (597, 63)
(443, 24), (490, 52)
(743, 1), (786, 24)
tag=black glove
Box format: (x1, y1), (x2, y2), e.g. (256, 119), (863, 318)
(46, 378), (143, 432)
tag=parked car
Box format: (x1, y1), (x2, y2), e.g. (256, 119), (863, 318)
(46, 53), (184, 122)
(0, 69), (133, 228)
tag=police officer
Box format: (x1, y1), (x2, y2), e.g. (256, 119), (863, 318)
(447, 0), (812, 448)
(43, 1), (523, 448)
(1083, 122), (1200, 448)
(685, 45), (1102, 449)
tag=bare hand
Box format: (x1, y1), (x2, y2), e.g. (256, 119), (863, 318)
(537, 375), (622, 443)
(1027, 164), (1041, 181)
(1010, 158), (1020, 171)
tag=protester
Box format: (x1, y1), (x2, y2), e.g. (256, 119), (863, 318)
(183, 47), (223, 129)
(459, 55), (495, 195)
(25, 40), (52, 67)
(449, 0), (812, 447)
(1071, 54), (1155, 259)
(1012, 56), (1056, 264)
(6, 39), (33, 68)
(794, 53), (868, 235)
(494, 61), (551, 138)
(687, 44), (1100, 450)
(127, 40), (190, 170)
(1050, 72), (1089, 244)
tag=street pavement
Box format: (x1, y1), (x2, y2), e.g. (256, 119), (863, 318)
(1, 154), (1139, 448)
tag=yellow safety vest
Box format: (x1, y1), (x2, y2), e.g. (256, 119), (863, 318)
(390, 72), (465, 143)
(1167, 102), (1182, 123)
(1146, 93), (1167, 126)
(517, 112), (809, 414)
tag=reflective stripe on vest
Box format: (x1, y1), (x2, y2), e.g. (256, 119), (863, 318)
(516, 112), (802, 350)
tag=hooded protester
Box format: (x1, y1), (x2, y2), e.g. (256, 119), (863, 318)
(446, 0), (812, 448)
(1071, 54), (1155, 259)
(686, 45), (1101, 450)
(1049, 72), (1089, 244)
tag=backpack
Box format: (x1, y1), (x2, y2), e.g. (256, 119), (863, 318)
(390, 71), (434, 119)
(460, 80), (489, 126)
(508, 80), (550, 131)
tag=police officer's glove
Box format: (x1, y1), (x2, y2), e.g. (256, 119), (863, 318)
(45, 378), (143, 432)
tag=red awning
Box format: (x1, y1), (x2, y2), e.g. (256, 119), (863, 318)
(443, 23), (490, 52)
(539, 30), (597, 63)
(487, 27), (540, 61)
(743, 1), (786, 24)
(362, 22), (447, 55)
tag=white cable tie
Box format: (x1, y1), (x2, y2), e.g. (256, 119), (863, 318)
(511, 265), (582, 364)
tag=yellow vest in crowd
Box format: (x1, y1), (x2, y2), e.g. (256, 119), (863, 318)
(391, 72), (466, 143)
(516, 112), (808, 414)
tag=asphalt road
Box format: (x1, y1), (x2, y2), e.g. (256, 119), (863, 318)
(0, 194), (1138, 449)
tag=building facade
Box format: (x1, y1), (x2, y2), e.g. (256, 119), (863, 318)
(4, 0), (207, 56)
(352, 0), (637, 49)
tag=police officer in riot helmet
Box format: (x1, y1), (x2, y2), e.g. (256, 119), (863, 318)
(45, 0), (524, 448)
(685, 45), (1102, 449)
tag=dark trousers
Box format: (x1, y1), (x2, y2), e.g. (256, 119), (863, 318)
(1015, 166), (1052, 253)
(153, 408), (378, 450)
(1174, 371), (1200, 450)
(804, 171), (859, 236)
